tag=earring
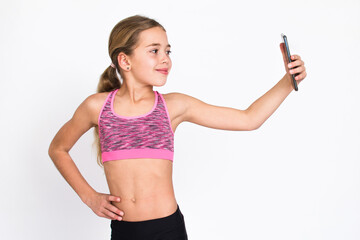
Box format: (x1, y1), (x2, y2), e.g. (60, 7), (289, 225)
(127, 67), (129, 70)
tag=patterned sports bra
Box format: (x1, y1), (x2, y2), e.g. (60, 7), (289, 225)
(98, 88), (174, 163)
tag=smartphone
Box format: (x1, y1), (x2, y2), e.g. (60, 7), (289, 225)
(281, 33), (298, 91)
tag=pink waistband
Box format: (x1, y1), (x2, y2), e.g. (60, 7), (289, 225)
(102, 148), (174, 163)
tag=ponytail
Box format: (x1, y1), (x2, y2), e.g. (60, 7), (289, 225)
(96, 65), (121, 93)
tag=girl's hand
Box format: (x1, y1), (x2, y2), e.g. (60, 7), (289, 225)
(280, 42), (307, 85)
(84, 192), (125, 221)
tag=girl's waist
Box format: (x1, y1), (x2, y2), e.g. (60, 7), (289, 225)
(112, 194), (177, 221)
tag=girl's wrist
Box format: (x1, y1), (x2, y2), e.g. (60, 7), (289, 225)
(281, 73), (294, 92)
(80, 190), (97, 205)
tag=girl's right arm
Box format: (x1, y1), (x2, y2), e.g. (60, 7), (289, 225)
(48, 94), (124, 221)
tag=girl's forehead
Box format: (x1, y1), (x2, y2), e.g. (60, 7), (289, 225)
(138, 28), (169, 47)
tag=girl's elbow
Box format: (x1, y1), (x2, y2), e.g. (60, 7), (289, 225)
(238, 123), (260, 131)
(245, 118), (262, 131)
(248, 121), (262, 131)
(251, 124), (262, 131)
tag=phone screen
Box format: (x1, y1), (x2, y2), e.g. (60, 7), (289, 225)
(281, 33), (298, 91)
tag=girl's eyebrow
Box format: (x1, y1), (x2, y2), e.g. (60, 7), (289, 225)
(145, 43), (171, 48)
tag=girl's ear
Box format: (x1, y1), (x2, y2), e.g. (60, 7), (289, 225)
(117, 53), (131, 71)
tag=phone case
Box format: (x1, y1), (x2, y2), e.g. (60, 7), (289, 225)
(281, 33), (298, 91)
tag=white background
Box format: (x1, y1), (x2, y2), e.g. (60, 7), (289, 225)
(1, 0), (359, 239)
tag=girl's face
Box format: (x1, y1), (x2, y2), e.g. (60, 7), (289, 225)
(125, 26), (172, 86)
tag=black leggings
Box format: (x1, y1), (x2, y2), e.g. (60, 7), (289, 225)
(110, 204), (188, 240)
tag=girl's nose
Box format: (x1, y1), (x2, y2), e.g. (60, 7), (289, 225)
(161, 53), (170, 64)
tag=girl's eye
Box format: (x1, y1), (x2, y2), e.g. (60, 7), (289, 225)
(151, 49), (172, 55)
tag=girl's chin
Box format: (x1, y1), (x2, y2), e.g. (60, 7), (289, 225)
(152, 79), (167, 87)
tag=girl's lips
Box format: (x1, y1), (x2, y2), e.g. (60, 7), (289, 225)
(156, 70), (168, 75)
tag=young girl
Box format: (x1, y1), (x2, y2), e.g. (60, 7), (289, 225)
(48, 15), (306, 240)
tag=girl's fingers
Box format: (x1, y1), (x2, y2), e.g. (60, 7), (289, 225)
(103, 208), (123, 221)
(98, 211), (113, 220)
(105, 203), (124, 217)
(288, 59), (302, 68)
(289, 66), (305, 74)
(287, 54), (306, 82)
(291, 54), (301, 61)
(295, 71), (307, 81)
(107, 195), (121, 202)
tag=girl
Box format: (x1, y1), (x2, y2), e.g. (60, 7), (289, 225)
(48, 15), (307, 240)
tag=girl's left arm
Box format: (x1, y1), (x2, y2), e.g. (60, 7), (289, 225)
(180, 43), (307, 131)
(246, 71), (295, 130)
(246, 44), (307, 129)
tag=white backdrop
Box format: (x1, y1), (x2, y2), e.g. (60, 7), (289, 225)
(1, 0), (359, 239)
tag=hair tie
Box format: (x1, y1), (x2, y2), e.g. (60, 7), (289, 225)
(110, 62), (116, 68)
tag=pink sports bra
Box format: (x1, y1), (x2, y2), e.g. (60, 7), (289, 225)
(98, 88), (174, 163)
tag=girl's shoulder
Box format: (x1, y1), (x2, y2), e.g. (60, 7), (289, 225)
(160, 91), (191, 109)
(159, 92), (181, 109)
(79, 90), (115, 126)
(85, 91), (113, 109)
(159, 92), (190, 124)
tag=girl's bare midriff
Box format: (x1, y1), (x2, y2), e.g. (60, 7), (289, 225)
(103, 158), (177, 222)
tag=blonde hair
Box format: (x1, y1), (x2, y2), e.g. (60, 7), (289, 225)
(93, 15), (166, 167)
